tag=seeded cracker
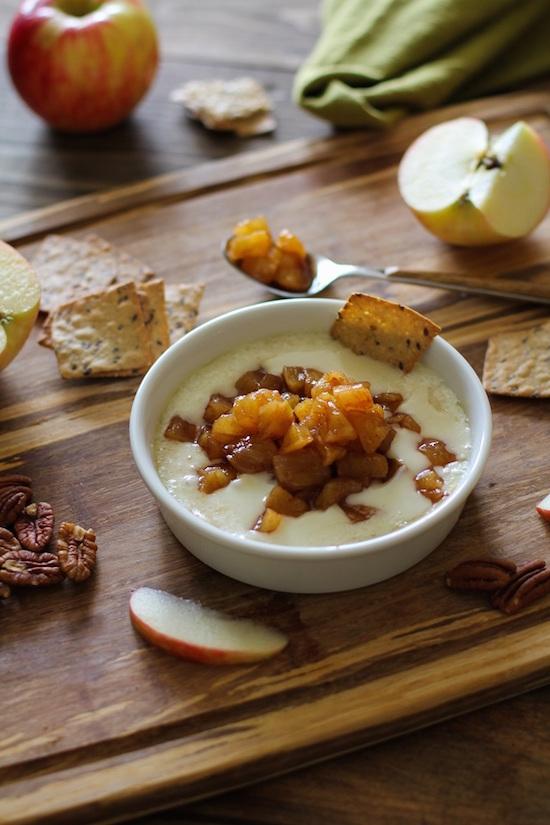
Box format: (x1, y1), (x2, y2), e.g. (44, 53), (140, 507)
(33, 233), (154, 314)
(482, 321), (550, 397)
(331, 293), (441, 373)
(50, 282), (151, 379)
(171, 78), (275, 136)
(136, 280), (170, 360)
(165, 283), (205, 342)
(40, 278), (172, 356)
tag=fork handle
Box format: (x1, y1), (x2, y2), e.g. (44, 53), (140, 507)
(384, 264), (550, 306)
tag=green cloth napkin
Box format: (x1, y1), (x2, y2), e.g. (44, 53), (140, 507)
(294, 0), (550, 128)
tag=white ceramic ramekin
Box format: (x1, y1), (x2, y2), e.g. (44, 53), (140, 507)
(129, 299), (492, 593)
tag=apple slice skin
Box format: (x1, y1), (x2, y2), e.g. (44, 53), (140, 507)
(129, 587), (289, 665)
(412, 201), (508, 247)
(536, 492), (550, 522)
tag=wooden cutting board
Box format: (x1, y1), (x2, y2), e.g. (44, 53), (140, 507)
(2, 87), (550, 825)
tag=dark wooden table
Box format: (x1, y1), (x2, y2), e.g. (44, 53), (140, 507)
(1, 2), (549, 823)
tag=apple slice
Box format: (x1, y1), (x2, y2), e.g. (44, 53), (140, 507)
(536, 492), (550, 522)
(129, 587), (288, 664)
(398, 117), (550, 246)
(0, 241), (41, 371)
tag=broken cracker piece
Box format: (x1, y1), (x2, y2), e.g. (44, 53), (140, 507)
(137, 279), (170, 361)
(50, 281), (152, 380)
(33, 233), (154, 314)
(171, 78), (274, 136)
(331, 293), (441, 373)
(482, 321), (550, 397)
(165, 283), (205, 343)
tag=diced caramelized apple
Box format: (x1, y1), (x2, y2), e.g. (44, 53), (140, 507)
(163, 415), (197, 443)
(293, 398), (314, 422)
(377, 428), (396, 454)
(233, 216), (270, 237)
(227, 229), (272, 262)
(415, 468), (445, 502)
(276, 229), (307, 259)
(280, 422), (314, 454)
(241, 246), (282, 284)
(319, 399), (357, 445)
(203, 393), (234, 424)
(198, 463), (236, 494)
(253, 507), (283, 533)
(339, 503), (377, 523)
(390, 412), (421, 433)
(295, 394), (356, 446)
(332, 382), (373, 413)
(316, 444), (347, 467)
(257, 398), (293, 439)
(273, 446), (331, 493)
(302, 368), (323, 396)
(281, 392), (301, 409)
(235, 368), (283, 394)
(283, 366), (324, 397)
(315, 478), (362, 510)
(346, 407), (392, 454)
(363, 452), (390, 478)
(197, 426), (226, 461)
(266, 485), (309, 517)
(373, 392), (403, 413)
(275, 252), (312, 292)
(336, 452), (388, 483)
(311, 371), (350, 398)
(283, 366), (304, 394)
(417, 438), (457, 466)
(225, 436), (277, 474)
(210, 412), (245, 445)
(233, 389), (281, 432)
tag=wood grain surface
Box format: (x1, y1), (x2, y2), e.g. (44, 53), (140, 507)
(2, 86), (550, 824)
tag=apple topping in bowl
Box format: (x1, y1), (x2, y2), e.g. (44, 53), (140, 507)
(163, 363), (460, 533)
(226, 217), (313, 292)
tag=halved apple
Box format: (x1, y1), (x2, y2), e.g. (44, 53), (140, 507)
(536, 492), (550, 522)
(129, 587), (289, 664)
(398, 118), (550, 246)
(0, 241), (41, 371)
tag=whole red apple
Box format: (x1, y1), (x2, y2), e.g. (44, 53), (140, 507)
(8, 0), (159, 132)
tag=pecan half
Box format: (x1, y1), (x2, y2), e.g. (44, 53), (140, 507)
(0, 475), (32, 527)
(0, 527), (21, 556)
(491, 560), (550, 614)
(14, 502), (54, 552)
(57, 522), (97, 582)
(445, 558), (517, 592)
(0, 548), (64, 586)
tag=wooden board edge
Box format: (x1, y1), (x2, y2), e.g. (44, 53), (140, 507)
(1, 85), (548, 246)
(3, 618), (550, 825)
